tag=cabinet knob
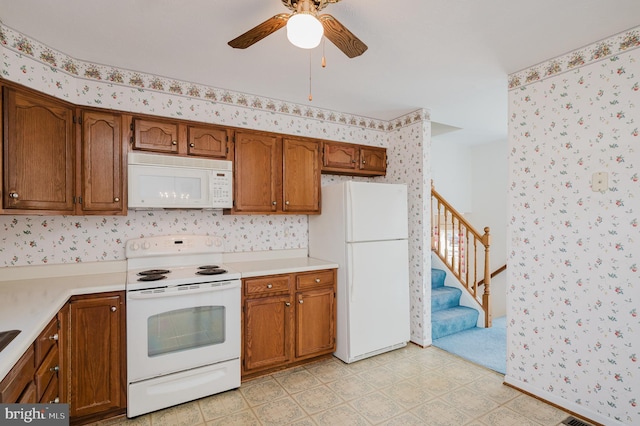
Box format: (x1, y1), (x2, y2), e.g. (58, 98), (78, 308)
(285, 302), (291, 307)
(272, 201), (277, 205)
(114, 197), (120, 202)
(9, 192), (19, 199)
(172, 140), (178, 145)
(49, 333), (59, 341)
(362, 160), (366, 164)
(189, 143), (195, 148)
(267, 284), (273, 289)
(285, 201), (290, 205)
(50, 365), (59, 372)
(110, 306), (117, 312)
(299, 299), (304, 304)
(315, 278), (321, 283)
(50, 397), (60, 404)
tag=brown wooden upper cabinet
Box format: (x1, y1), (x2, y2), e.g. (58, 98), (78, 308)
(131, 117), (230, 159)
(1, 85), (126, 215)
(321, 141), (387, 176)
(132, 118), (179, 153)
(232, 130), (320, 214)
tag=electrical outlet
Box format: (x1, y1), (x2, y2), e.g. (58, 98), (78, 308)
(592, 172), (608, 192)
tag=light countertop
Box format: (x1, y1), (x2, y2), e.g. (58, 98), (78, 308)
(0, 252), (337, 381)
(226, 256), (338, 278)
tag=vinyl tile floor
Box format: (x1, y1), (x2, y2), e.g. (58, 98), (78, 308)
(94, 345), (576, 426)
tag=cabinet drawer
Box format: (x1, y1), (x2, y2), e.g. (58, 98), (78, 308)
(18, 382), (37, 404)
(39, 374), (59, 404)
(35, 344), (58, 401)
(35, 317), (58, 366)
(244, 275), (291, 296)
(296, 270), (335, 290)
(0, 346), (34, 403)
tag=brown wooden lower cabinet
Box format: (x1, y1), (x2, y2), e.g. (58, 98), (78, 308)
(242, 269), (336, 379)
(63, 291), (126, 425)
(0, 315), (63, 405)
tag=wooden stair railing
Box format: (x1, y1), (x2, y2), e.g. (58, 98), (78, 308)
(431, 185), (492, 327)
(478, 264), (506, 287)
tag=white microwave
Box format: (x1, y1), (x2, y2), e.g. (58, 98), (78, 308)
(128, 153), (233, 209)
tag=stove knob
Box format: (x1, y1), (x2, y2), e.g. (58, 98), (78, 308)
(142, 241), (151, 250)
(213, 238), (222, 247)
(130, 243), (140, 251)
(205, 238), (213, 246)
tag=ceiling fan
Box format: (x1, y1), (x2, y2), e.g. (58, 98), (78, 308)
(228, 0), (368, 58)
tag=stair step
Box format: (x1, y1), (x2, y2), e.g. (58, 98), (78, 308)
(431, 268), (447, 289)
(432, 306), (479, 340)
(431, 286), (462, 312)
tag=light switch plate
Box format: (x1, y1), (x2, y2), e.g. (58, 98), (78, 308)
(592, 172), (608, 192)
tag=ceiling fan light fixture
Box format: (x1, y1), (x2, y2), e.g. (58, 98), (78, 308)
(286, 12), (324, 49)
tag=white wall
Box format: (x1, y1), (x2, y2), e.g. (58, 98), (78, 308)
(467, 139), (508, 318)
(430, 136), (472, 213)
(431, 136), (508, 318)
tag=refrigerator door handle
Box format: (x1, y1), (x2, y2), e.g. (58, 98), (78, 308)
(348, 245), (356, 302)
(347, 181), (355, 242)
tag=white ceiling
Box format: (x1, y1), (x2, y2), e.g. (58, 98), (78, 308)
(1, 0), (640, 145)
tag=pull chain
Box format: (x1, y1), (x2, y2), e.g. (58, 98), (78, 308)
(322, 37), (326, 68)
(308, 49), (313, 101)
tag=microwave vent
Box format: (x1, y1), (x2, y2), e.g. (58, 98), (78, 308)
(128, 152), (232, 171)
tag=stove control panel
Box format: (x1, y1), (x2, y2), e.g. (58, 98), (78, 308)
(126, 234), (224, 258)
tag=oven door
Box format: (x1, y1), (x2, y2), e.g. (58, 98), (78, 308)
(126, 280), (241, 383)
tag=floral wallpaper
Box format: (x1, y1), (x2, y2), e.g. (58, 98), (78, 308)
(508, 27), (640, 425)
(0, 23), (432, 345)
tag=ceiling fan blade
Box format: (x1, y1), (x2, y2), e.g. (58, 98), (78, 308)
(228, 13), (290, 49)
(318, 14), (367, 58)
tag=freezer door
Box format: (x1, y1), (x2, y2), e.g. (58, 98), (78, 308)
(346, 181), (408, 242)
(346, 239), (410, 360)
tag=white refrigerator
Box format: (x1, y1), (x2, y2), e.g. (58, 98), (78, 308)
(309, 181), (410, 363)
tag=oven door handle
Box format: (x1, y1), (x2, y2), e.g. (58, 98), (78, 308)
(128, 282), (240, 299)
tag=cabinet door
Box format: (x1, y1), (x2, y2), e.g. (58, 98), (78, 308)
(187, 125), (229, 158)
(282, 138), (320, 213)
(234, 131), (280, 213)
(322, 142), (358, 171)
(295, 287), (335, 360)
(69, 293), (123, 418)
(360, 146), (387, 174)
(3, 87), (75, 213)
(80, 111), (125, 214)
(132, 118), (179, 153)
(243, 295), (292, 372)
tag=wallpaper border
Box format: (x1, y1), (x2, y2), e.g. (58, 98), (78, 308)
(508, 26), (640, 90)
(0, 22), (429, 131)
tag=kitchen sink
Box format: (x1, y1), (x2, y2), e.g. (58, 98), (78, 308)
(0, 330), (20, 353)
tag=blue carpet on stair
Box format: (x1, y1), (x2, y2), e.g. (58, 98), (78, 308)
(432, 316), (506, 374)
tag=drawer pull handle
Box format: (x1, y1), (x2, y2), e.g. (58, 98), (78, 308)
(49, 333), (59, 341)
(315, 278), (321, 283)
(50, 365), (59, 372)
(267, 284), (273, 289)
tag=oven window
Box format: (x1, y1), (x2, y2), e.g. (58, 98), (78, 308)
(148, 306), (225, 357)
